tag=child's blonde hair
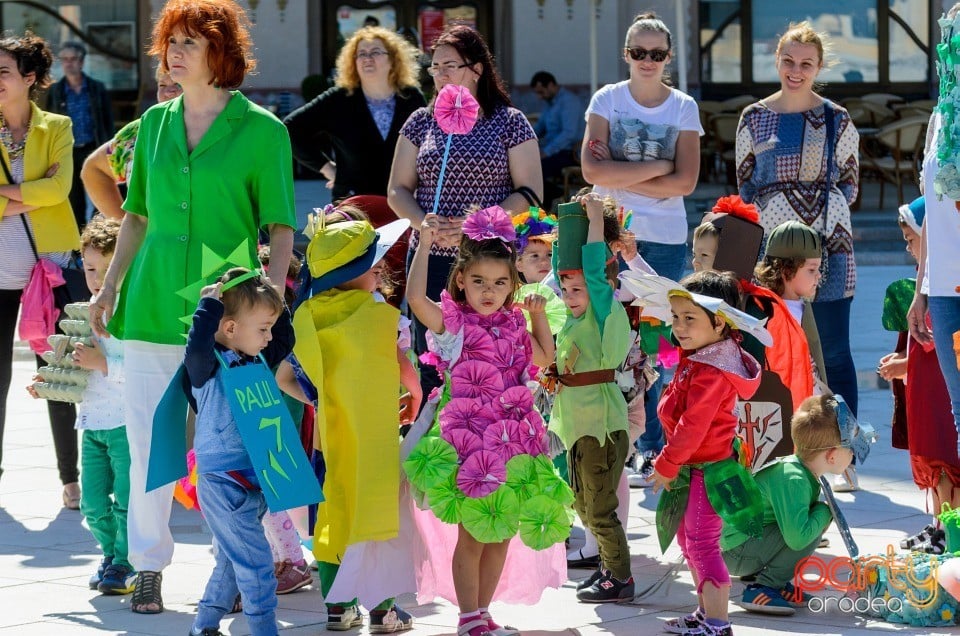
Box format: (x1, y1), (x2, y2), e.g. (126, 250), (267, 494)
(80, 214), (121, 256)
(692, 221), (720, 243)
(219, 267), (284, 318)
(792, 395), (842, 462)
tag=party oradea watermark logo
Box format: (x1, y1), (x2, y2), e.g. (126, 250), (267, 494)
(793, 545), (945, 614)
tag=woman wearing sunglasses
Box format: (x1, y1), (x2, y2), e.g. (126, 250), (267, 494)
(579, 11), (703, 500)
(581, 12), (702, 285)
(736, 23), (861, 487)
(284, 26), (425, 200)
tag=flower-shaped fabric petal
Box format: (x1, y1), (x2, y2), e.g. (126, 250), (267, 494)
(483, 419), (526, 463)
(469, 403), (501, 436)
(462, 205), (516, 243)
(403, 436), (459, 492)
(434, 84), (480, 135)
(427, 471), (465, 524)
(504, 455), (540, 504)
(439, 290), (464, 334)
(515, 282), (568, 335)
(443, 427), (483, 459)
(494, 385), (534, 420)
(533, 455), (575, 506)
(518, 412), (547, 457)
(459, 326), (496, 363)
(456, 449), (507, 498)
(438, 397), (485, 433)
(460, 486), (520, 543)
(518, 495), (571, 550)
(450, 359), (504, 402)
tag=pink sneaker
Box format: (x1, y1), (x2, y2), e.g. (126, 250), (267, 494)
(275, 559), (312, 594)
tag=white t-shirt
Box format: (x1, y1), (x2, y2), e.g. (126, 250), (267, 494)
(921, 112), (960, 297)
(586, 83), (703, 245)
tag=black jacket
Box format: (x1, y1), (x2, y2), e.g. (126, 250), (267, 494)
(45, 74), (114, 147)
(283, 85), (425, 200)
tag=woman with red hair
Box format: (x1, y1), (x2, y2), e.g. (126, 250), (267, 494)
(89, 0), (296, 616)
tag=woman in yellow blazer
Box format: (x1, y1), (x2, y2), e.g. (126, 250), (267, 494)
(0, 33), (82, 508)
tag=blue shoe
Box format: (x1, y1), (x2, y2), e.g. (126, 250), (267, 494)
(98, 563), (136, 595)
(740, 584), (795, 616)
(88, 556), (113, 590)
(780, 581), (813, 608)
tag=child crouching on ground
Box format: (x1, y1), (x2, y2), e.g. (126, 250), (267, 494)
(186, 269), (292, 636)
(721, 394), (869, 616)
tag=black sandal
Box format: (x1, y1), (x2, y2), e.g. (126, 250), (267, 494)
(131, 570), (164, 614)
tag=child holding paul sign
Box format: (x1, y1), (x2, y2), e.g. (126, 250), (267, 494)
(185, 269), (296, 636)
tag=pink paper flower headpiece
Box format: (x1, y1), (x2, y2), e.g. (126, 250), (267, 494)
(463, 205), (516, 246)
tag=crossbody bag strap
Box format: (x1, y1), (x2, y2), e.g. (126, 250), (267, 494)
(0, 152), (39, 262)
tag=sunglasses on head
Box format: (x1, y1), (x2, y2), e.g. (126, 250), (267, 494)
(625, 47), (669, 62)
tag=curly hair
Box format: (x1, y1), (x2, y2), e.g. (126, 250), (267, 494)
(335, 26), (421, 94)
(219, 267), (284, 317)
(446, 235), (520, 306)
(80, 214), (121, 256)
(149, 0), (256, 89)
(431, 25), (511, 115)
(754, 255), (805, 297)
(0, 32), (52, 100)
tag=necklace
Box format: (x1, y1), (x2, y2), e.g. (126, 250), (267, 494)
(0, 112), (31, 161)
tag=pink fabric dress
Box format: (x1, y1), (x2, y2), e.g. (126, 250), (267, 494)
(405, 291), (567, 605)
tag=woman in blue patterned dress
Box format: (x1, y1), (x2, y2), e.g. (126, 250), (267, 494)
(736, 23), (861, 477)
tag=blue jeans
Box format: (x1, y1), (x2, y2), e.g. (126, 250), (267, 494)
(811, 297), (858, 417)
(194, 472), (278, 636)
(928, 296), (960, 456)
(635, 240), (688, 453)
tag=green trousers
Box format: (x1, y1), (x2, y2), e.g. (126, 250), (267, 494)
(722, 522), (820, 589)
(318, 560), (393, 611)
(80, 428), (131, 568)
(568, 430), (631, 580)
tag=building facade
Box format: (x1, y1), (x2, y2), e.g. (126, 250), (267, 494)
(13, 0), (948, 121)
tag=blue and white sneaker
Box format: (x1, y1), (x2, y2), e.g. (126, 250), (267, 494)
(739, 584), (796, 615)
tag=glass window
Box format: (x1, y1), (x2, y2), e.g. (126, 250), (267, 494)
(4, 0), (138, 91)
(751, 3), (879, 83)
(889, 0), (929, 83)
(699, 0), (741, 83)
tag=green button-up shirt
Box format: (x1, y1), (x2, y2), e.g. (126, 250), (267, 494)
(111, 92), (296, 344)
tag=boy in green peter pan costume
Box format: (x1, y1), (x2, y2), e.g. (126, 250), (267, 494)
(549, 193), (634, 603)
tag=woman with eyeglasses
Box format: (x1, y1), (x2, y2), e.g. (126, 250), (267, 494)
(581, 12), (702, 284)
(283, 26), (425, 200)
(736, 23), (861, 471)
(387, 24), (542, 392)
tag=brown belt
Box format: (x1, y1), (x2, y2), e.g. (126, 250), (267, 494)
(547, 366), (616, 387)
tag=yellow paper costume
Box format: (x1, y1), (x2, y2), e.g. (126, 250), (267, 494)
(293, 288), (400, 563)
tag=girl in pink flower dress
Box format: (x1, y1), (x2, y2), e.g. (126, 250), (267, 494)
(404, 205), (570, 636)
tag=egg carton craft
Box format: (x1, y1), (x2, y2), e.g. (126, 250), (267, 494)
(30, 303), (94, 404)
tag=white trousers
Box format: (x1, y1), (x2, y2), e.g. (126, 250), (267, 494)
(124, 340), (185, 572)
